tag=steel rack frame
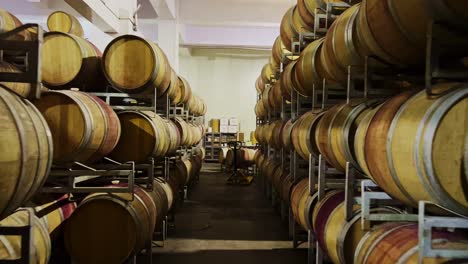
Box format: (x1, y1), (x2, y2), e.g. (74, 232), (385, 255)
(425, 20), (468, 96)
(289, 90), (313, 249)
(359, 180), (468, 263)
(0, 208), (35, 264)
(291, 2), (350, 55)
(91, 89), (170, 119)
(0, 24), (43, 100)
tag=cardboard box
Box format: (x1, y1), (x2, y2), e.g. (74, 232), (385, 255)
(229, 118), (238, 126)
(228, 125), (238, 133)
(209, 119), (220, 133)
(207, 127), (213, 133)
(220, 125), (229, 133)
(237, 132), (245, 142)
(220, 118), (229, 126)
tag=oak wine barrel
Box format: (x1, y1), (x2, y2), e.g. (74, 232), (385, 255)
(354, 0), (468, 67)
(290, 178), (318, 231)
(328, 99), (379, 171)
(187, 94), (207, 116)
(110, 110), (170, 163)
(269, 120), (286, 150)
(34, 90), (119, 164)
(280, 174), (294, 203)
(225, 148), (256, 169)
(280, 61), (299, 102)
(164, 119), (181, 156)
(191, 155), (203, 179)
(0, 88), (53, 219)
(255, 75), (265, 94)
(280, 6), (314, 53)
(387, 84), (468, 215)
(166, 69), (180, 101)
(261, 63), (275, 85)
(35, 194), (77, 234)
(154, 177), (174, 211)
(320, 4), (361, 84)
(65, 186), (156, 263)
(272, 36), (298, 67)
(255, 100), (267, 119)
(323, 202), (400, 264)
(0, 61), (33, 98)
(312, 190), (345, 254)
(295, 38), (327, 96)
(355, 223), (468, 264)
(363, 90), (417, 203)
(87, 94), (121, 163)
(0, 9), (31, 41)
(219, 147), (229, 164)
(281, 119), (294, 150)
(172, 76), (192, 105)
(147, 178), (170, 229)
(103, 35), (171, 95)
(353, 103), (382, 178)
(42, 32), (101, 89)
(170, 159), (193, 189)
(291, 110), (324, 160)
(47, 11), (84, 37)
(0, 210), (51, 264)
(319, 99), (380, 172)
(172, 117), (191, 147)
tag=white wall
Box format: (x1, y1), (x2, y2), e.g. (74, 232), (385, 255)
(179, 54), (266, 135)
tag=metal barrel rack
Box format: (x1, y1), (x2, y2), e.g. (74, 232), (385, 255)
(0, 23), (43, 100)
(0, 24), (43, 264)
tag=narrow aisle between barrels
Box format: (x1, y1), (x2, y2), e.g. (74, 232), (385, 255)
(152, 167), (307, 264)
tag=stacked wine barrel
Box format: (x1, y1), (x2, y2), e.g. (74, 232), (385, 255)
(254, 1), (468, 263)
(0, 8), (209, 264)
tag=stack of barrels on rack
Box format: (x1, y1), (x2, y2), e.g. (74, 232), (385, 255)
(0, 9), (209, 263)
(254, 1), (468, 263)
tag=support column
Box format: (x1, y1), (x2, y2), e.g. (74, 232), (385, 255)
(157, 19), (179, 72)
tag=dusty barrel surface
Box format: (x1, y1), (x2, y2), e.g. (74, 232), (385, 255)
(34, 90), (120, 164)
(110, 110), (169, 163)
(47, 11), (84, 37)
(0, 210), (52, 264)
(41, 32), (101, 89)
(64, 186), (156, 264)
(0, 88), (53, 219)
(387, 85), (468, 215)
(103, 35), (171, 95)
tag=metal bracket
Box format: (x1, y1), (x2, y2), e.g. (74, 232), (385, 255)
(0, 208), (35, 264)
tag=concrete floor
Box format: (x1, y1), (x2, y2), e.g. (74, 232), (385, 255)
(151, 166), (307, 263)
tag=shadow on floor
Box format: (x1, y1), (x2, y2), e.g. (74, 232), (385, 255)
(150, 248), (307, 264)
(148, 170), (307, 263)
